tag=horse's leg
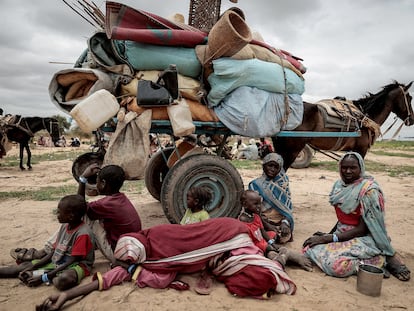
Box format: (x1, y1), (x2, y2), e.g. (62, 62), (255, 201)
(26, 143), (32, 170)
(19, 143), (25, 170)
(272, 136), (308, 171)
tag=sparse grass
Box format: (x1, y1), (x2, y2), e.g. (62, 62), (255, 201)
(310, 160), (414, 177)
(373, 140), (414, 151)
(231, 159), (262, 170)
(0, 185), (78, 201)
(0, 149), (87, 167)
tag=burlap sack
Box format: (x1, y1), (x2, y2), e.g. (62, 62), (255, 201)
(103, 110), (152, 180)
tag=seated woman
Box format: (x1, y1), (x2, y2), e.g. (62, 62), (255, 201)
(248, 153), (294, 243)
(303, 152), (410, 281)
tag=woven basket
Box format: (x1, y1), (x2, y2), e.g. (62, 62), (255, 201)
(205, 10), (252, 62)
(188, 0), (222, 31)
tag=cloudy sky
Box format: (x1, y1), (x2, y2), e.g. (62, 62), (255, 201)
(1, 0), (413, 138)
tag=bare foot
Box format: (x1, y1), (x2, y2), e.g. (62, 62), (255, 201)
(286, 249), (313, 272)
(386, 254), (410, 281)
(267, 247), (288, 266)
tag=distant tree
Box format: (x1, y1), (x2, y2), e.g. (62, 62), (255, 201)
(52, 115), (71, 134)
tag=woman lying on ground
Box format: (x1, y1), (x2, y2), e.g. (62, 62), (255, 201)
(36, 218), (299, 310)
(303, 152), (410, 281)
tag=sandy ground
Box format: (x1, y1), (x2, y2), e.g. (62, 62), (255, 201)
(0, 144), (413, 311)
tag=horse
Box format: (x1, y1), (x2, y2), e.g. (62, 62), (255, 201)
(4, 116), (60, 170)
(272, 81), (414, 170)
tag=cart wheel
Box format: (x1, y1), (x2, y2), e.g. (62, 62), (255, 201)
(291, 145), (314, 169)
(160, 154), (244, 224)
(144, 147), (174, 201)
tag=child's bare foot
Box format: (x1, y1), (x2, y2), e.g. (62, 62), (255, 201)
(285, 249), (313, 272)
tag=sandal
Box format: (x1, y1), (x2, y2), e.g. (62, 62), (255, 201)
(194, 271), (213, 295)
(10, 248), (45, 263)
(386, 255), (411, 281)
(168, 280), (190, 291)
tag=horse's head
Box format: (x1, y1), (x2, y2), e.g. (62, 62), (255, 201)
(393, 81), (414, 126)
(44, 118), (61, 145)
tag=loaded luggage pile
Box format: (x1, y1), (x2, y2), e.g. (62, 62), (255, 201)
(49, 0), (310, 222)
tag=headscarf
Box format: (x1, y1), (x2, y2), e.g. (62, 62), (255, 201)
(114, 236), (146, 263)
(262, 152), (284, 168)
(329, 152), (373, 214)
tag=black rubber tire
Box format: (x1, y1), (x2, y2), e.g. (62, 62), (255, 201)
(291, 144), (314, 169)
(160, 154), (244, 224)
(144, 147), (174, 201)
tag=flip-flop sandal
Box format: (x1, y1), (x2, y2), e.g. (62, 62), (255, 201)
(195, 274), (213, 295)
(10, 248), (28, 263)
(168, 280), (190, 291)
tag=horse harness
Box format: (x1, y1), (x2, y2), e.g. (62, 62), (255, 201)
(315, 99), (380, 150)
(381, 85), (413, 139)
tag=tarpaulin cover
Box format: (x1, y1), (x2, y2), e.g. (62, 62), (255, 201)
(214, 86), (303, 137)
(207, 58), (305, 107)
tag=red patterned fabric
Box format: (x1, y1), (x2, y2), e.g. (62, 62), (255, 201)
(105, 1), (207, 47)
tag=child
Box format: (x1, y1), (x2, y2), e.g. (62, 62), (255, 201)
(180, 186), (212, 225)
(0, 194), (95, 291)
(238, 190), (277, 255)
(238, 190), (313, 271)
(42, 164), (142, 265)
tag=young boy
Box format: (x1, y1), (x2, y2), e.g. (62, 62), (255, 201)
(43, 164), (142, 265)
(0, 194), (95, 291)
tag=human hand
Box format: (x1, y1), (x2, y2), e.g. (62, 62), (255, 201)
(18, 270), (32, 284)
(81, 163), (101, 178)
(280, 223), (291, 237)
(26, 274), (43, 287)
(36, 293), (67, 311)
(303, 234), (331, 248)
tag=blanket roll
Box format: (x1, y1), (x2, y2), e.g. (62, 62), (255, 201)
(49, 68), (115, 114)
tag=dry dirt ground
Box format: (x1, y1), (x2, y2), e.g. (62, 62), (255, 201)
(0, 144), (413, 311)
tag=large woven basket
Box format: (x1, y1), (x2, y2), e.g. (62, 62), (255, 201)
(188, 0), (222, 31)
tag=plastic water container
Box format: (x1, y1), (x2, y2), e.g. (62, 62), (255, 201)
(70, 89), (119, 133)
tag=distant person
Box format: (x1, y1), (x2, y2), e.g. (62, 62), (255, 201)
(70, 137), (80, 147)
(0, 195), (95, 291)
(56, 135), (66, 147)
(180, 186), (212, 225)
(237, 139), (259, 160)
(303, 152), (410, 281)
(258, 137), (274, 159)
(231, 137), (246, 159)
